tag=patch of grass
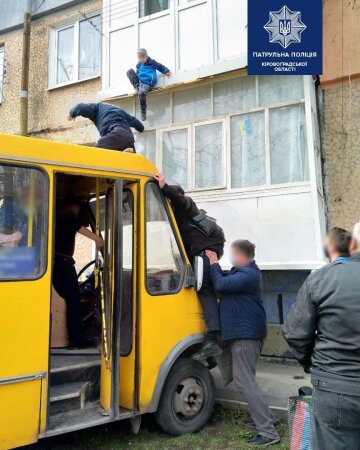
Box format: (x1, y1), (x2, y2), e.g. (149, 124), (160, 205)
(25, 406), (289, 450)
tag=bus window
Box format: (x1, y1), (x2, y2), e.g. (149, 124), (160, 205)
(145, 182), (185, 295)
(0, 164), (47, 279)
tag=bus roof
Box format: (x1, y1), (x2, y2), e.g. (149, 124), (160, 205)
(0, 133), (157, 177)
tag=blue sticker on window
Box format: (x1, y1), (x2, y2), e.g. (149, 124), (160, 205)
(0, 247), (37, 278)
(248, 1), (322, 75)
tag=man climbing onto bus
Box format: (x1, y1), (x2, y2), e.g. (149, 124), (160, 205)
(67, 102), (144, 152)
(53, 197), (104, 348)
(154, 173), (225, 360)
(127, 48), (171, 121)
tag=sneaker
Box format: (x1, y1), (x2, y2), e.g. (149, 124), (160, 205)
(191, 333), (223, 360)
(247, 435), (280, 447)
(141, 110), (147, 121)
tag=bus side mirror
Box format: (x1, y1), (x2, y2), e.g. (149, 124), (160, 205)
(194, 256), (203, 292)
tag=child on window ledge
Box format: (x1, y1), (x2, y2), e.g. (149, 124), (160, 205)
(127, 48), (171, 121)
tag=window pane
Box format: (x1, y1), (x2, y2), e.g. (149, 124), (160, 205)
(162, 129), (188, 188)
(57, 26), (75, 84)
(270, 104), (309, 184)
(79, 17), (101, 80)
(135, 131), (156, 163)
(259, 75), (304, 106)
(231, 112), (266, 188)
(146, 183), (185, 295)
(214, 77), (257, 115)
(195, 122), (223, 188)
(136, 93), (170, 127)
(173, 85), (211, 123)
(121, 190), (134, 355)
(139, 0), (169, 17)
(0, 47), (4, 103)
(0, 165), (47, 279)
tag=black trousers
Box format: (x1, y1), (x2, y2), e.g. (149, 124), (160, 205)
(127, 69), (152, 111)
(196, 249), (221, 333)
(96, 126), (135, 152)
(53, 255), (82, 345)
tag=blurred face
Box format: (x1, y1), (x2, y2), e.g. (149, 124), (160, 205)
(230, 247), (252, 268)
(138, 54), (147, 64)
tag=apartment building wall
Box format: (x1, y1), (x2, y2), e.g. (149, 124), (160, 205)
(321, 0), (360, 230)
(0, 0), (101, 143)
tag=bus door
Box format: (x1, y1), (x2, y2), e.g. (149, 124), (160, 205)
(0, 163), (51, 448)
(99, 179), (138, 416)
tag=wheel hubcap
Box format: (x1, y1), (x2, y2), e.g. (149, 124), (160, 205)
(173, 377), (204, 418)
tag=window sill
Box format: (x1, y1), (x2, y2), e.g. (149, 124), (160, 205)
(48, 75), (100, 92)
(138, 10), (170, 23)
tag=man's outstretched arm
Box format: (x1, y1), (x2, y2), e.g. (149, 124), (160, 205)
(68, 103), (98, 121)
(149, 58), (171, 77)
(124, 111), (144, 133)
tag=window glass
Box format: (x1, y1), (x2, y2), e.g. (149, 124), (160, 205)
(214, 76), (257, 115)
(259, 75), (304, 106)
(0, 165), (47, 279)
(121, 190), (134, 355)
(270, 104), (309, 184)
(0, 46), (4, 103)
(146, 183), (185, 295)
(136, 93), (170, 127)
(162, 128), (188, 188)
(139, 0), (169, 17)
(79, 19), (101, 80)
(195, 122), (223, 188)
(173, 85), (211, 123)
(136, 131), (157, 163)
(231, 112), (266, 188)
(57, 26), (75, 84)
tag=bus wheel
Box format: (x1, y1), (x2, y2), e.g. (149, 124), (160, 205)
(155, 358), (215, 436)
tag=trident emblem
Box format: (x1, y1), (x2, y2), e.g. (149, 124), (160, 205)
(279, 19), (291, 36)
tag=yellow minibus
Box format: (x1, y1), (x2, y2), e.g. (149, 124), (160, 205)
(0, 133), (217, 450)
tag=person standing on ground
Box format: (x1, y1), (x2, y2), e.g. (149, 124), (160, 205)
(283, 222), (360, 450)
(127, 48), (171, 121)
(154, 172), (225, 361)
(206, 240), (280, 447)
(68, 102), (144, 152)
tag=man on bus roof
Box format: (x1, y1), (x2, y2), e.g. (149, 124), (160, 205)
(68, 102), (144, 152)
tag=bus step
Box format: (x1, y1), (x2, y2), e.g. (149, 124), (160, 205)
(50, 381), (90, 415)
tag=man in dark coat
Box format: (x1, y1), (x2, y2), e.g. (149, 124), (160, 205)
(68, 102), (144, 151)
(206, 240), (279, 447)
(154, 173), (225, 360)
(283, 222), (360, 450)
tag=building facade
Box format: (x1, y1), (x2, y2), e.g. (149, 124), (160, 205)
(1, 0), (356, 357)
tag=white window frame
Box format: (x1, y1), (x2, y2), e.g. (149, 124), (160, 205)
(0, 45), (4, 104)
(138, 0), (171, 20)
(49, 15), (101, 89)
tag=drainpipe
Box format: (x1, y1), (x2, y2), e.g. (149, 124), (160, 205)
(20, 0), (32, 136)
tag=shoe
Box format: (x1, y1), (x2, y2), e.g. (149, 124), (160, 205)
(141, 110), (147, 121)
(191, 333), (223, 360)
(247, 435), (280, 447)
(245, 418), (280, 429)
(123, 147), (135, 153)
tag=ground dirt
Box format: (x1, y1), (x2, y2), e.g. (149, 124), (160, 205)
(25, 406), (290, 450)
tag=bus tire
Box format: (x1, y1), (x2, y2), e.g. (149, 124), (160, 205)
(155, 358), (215, 436)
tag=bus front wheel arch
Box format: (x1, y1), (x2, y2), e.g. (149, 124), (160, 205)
(155, 358), (215, 436)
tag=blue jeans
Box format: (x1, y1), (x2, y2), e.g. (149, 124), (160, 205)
(311, 386), (360, 450)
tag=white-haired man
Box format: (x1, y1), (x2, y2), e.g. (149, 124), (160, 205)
(283, 222), (360, 450)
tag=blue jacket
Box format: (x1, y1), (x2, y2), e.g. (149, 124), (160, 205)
(69, 102), (144, 137)
(210, 261), (267, 341)
(136, 57), (170, 86)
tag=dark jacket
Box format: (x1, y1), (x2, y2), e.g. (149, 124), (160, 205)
(161, 183), (225, 258)
(69, 102), (144, 137)
(210, 261), (267, 341)
(283, 254), (360, 396)
(136, 57), (170, 86)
